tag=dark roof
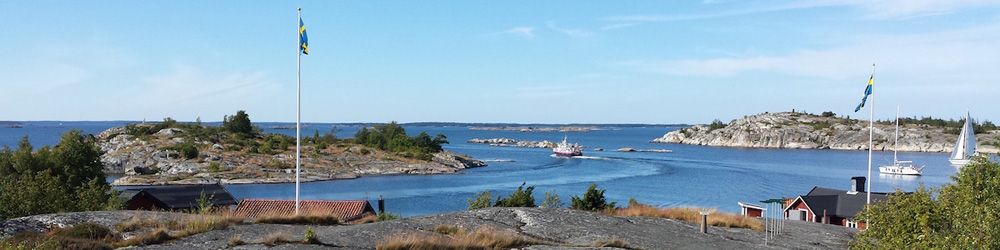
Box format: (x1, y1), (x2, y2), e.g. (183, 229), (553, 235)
(119, 184), (237, 210)
(234, 199), (376, 221)
(794, 186), (890, 219)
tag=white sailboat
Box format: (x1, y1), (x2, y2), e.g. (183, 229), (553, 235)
(879, 106), (923, 175)
(949, 112), (977, 167)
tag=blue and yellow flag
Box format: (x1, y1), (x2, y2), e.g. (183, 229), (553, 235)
(854, 74), (873, 112)
(299, 17), (309, 55)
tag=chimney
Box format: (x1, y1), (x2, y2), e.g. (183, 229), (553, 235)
(850, 176), (866, 194)
(378, 195), (385, 214)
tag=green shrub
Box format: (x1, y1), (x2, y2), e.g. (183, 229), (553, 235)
(303, 228), (319, 244)
(377, 212), (400, 221)
(223, 110), (254, 136)
(171, 141), (199, 159)
(208, 162), (222, 173)
(52, 223), (113, 240)
(820, 111), (836, 117)
(494, 183), (535, 207)
(707, 119), (726, 131)
(571, 184), (616, 211)
(852, 156), (1000, 249)
(540, 191), (563, 208)
(467, 191), (493, 210)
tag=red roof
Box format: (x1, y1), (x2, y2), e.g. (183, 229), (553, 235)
(234, 199), (375, 221)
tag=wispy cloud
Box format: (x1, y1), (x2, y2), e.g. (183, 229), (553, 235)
(605, 0), (1000, 22)
(503, 26), (535, 38)
(546, 21), (594, 38)
(601, 22), (640, 31)
(615, 21), (1000, 84)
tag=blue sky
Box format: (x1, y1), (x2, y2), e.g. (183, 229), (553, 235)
(2, 1), (999, 124)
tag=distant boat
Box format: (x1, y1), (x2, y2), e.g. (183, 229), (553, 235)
(879, 106), (923, 176)
(553, 136), (583, 157)
(949, 112), (977, 167)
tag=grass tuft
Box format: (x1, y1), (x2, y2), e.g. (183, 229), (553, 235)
(253, 212), (340, 225)
(261, 232), (293, 246)
(377, 227), (537, 250)
(610, 202), (763, 231)
(593, 238), (634, 249)
(228, 234), (245, 247)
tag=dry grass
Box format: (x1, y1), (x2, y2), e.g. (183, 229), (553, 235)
(253, 212), (340, 225)
(113, 228), (173, 248)
(592, 238), (633, 249)
(433, 224), (461, 235)
(261, 232), (293, 246)
(610, 203), (763, 231)
(112, 213), (243, 247)
(228, 234), (245, 247)
(377, 227), (538, 250)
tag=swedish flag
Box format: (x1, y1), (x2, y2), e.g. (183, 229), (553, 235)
(299, 17), (309, 55)
(854, 74), (873, 112)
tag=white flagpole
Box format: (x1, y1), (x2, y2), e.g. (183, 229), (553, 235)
(295, 7), (302, 215)
(867, 63), (874, 205)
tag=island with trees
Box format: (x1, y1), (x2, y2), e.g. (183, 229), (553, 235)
(100, 111), (484, 185)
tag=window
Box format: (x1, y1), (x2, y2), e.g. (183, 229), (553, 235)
(846, 220), (857, 229)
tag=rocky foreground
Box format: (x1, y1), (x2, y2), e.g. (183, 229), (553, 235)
(98, 126), (485, 186)
(654, 112), (1000, 153)
(1, 208), (853, 249)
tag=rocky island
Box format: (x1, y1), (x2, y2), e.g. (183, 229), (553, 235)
(467, 138), (557, 148)
(101, 113), (484, 186)
(654, 111), (1000, 153)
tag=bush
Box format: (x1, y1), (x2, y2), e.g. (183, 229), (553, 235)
(852, 156), (1000, 249)
(707, 119), (726, 131)
(820, 111), (836, 117)
(254, 213), (340, 225)
(467, 191), (493, 210)
(52, 223), (113, 240)
(494, 183), (535, 207)
(208, 162), (222, 172)
(539, 191), (563, 208)
(173, 141), (199, 159)
(571, 184), (616, 211)
(377, 212), (400, 221)
(303, 228), (319, 244)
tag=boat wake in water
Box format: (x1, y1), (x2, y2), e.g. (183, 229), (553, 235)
(550, 154), (608, 160)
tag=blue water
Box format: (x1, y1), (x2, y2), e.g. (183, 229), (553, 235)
(1, 122), (960, 216)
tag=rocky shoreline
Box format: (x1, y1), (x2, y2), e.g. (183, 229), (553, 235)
(467, 138), (557, 148)
(653, 111), (1000, 153)
(98, 126), (485, 186)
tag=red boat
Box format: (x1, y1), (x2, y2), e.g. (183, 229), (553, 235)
(553, 136), (583, 157)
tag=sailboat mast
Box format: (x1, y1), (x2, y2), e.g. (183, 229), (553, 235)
(894, 105), (898, 163)
(867, 63), (875, 205)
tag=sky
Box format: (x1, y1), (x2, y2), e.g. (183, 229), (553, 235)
(1, 0), (999, 124)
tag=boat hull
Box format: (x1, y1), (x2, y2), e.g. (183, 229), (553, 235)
(554, 151), (583, 157)
(878, 166), (921, 176)
(949, 158), (971, 166)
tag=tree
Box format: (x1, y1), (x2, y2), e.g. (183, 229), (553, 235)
(540, 191), (564, 208)
(467, 191), (493, 210)
(494, 183), (536, 207)
(852, 156), (1000, 249)
(707, 119), (726, 131)
(571, 183), (616, 211)
(0, 131), (118, 220)
(223, 110), (254, 135)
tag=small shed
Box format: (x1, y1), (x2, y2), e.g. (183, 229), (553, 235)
(118, 184), (237, 211)
(738, 202), (765, 218)
(234, 199), (376, 222)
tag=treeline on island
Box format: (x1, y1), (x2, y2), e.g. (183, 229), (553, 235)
(120, 111), (448, 161)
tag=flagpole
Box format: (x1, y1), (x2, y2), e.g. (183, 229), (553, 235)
(867, 63), (874, 205)
(295, 7), (302, 215)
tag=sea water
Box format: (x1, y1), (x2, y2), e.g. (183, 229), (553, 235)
(1, 122), (958, 216)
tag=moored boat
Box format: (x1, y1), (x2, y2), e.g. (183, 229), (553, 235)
(879, 106), (923, 176)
